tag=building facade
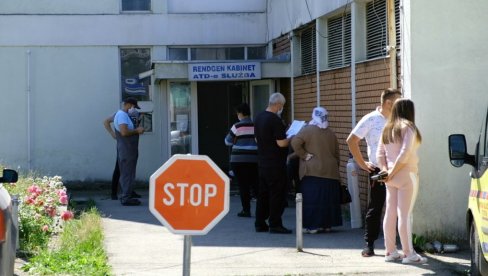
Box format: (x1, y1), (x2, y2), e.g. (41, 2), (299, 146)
(1, 0), (487, 236)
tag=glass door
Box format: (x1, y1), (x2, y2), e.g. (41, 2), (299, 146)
(169, 82), (192, 155)
(250, 79), (274, 119)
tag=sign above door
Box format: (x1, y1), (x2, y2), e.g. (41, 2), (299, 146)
(188, 62), (261, 81)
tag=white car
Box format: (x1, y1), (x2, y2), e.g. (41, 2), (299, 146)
(0, 169), (18, 276)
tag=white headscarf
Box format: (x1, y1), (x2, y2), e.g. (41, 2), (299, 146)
(309, 107), (328, 129)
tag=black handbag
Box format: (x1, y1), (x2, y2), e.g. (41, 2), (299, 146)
(340, 185), (352, 204)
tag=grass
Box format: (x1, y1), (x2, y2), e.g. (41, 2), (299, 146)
(21, 208), (112, 275)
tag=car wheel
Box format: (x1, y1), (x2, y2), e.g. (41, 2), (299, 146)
(471, 222), (482, 276)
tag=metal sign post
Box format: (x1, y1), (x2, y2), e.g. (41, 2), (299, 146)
(183, 235), (192, 276)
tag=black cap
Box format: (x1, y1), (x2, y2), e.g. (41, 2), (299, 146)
(124, 97), (140, 109)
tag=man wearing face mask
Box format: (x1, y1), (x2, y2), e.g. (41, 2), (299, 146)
(254, 92), (292, 234)
(104, 108), (143, 200)
(114, 97), (145, 206)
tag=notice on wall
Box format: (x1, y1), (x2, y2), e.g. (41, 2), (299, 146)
(176, 114), (188, 132)
(188, 62), (261, 81)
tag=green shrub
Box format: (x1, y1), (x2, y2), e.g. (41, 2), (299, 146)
(22, 208), (112, 275)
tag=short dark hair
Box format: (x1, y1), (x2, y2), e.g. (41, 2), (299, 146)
(235, 103), (250, 116)
(381, 88), (402, 104)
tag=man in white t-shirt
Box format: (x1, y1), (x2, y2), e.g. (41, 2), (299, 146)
(114, 97), (145, 206)
(346, 88), (401, 257)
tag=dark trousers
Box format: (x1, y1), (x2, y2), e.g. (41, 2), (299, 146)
(231, 162), (259, 213)
(364, 168), (386, 245)
(255, 166), (287, 228)
(111, 157), (120, 197)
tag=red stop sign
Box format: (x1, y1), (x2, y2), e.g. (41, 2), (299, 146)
(149, 155), (230, 235)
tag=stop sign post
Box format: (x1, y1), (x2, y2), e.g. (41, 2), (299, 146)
(149, 154), (230, 276)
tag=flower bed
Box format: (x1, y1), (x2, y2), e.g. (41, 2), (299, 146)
(5, 175), (74, 254)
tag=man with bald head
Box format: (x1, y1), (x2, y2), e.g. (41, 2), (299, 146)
(254, 92), (292, 234)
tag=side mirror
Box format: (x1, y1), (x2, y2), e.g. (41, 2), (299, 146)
(0, 169), (18, 183)
(448, 134), (476, 167)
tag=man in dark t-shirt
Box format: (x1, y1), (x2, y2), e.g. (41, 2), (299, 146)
(254, 92), (292, 234)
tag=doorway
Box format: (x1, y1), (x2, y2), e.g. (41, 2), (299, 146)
(197, 82), (248, 173)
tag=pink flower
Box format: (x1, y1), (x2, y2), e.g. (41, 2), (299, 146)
(27, 185), (43, 196)
(56, 189), (67, 197)
(27, 185), (38, 194)
(44, 206), (57, 217)
(59, 195), (69, 205)
(24, 196), (35, 205)
(61, 210), (74, 221)
(41, 225), (49, 232)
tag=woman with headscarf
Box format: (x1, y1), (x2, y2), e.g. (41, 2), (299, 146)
(291, 107), (342, 233)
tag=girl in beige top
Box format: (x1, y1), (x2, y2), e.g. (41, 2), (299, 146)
(376, 99), (426, 264)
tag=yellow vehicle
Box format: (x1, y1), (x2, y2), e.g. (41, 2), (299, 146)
(449, 106), (488, 276)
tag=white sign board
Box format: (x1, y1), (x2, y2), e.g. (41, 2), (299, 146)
(188, 62), (261, 81)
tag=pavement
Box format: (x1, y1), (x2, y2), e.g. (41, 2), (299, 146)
(49, 189), (472, 275)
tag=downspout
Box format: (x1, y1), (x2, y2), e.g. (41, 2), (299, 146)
(387, 0), (397, 88)
(26, 50), (32, 170)
(290, 31), (295, 121)
(351, 2), (357, 126)
(315, 20), (320, 106)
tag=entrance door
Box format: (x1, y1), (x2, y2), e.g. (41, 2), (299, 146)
(197, 82), (247, 173)
(250, 80), (274, 119)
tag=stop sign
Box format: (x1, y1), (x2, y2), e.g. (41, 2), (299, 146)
(149, 154), (230, 235)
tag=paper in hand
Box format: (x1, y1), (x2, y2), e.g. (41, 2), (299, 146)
(286, 120), (305, 138)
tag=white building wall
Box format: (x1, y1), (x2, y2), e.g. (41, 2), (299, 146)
(407, 0), (488, 235)
(167, 0), (265, 13)
(0, 2), (267, 182)
(0, 14), (266, 46)
(0, 0), (119, 14)
(267, 0), (349, 40)
(0, 46), (166, 181)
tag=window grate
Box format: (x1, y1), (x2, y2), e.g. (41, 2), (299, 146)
(300, 26), (316, 75)
(366, 0), (387, 59)
(366, 0), (401, 59)
(328, 13), (351, 68)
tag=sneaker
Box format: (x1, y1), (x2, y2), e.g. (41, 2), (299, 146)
(402, 253), (427, 264)
(131, 191), (142, 199)
(269, 226), (292, 234)
(361, 245), (375, 257)
(385, 250), (403, 262)
(303, 228), (319, 234)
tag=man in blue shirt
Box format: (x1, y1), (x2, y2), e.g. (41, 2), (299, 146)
(114, 97), (145, 206)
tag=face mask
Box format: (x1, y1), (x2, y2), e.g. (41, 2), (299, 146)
(128, 107), (136, 114)
(277, 108), (283, 117)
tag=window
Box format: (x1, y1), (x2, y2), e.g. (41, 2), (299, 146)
(366, 0), (401, 59)
(169, 48), (188, 61)
(327, 13), (351, 68)
(247, 46), (267, 60)
(190, 47), (244, 61)
(120, 48), (151, 101)
(120, 48), (152, 132)
(122, 0), (150, 11)
(300, 26), (316, 75)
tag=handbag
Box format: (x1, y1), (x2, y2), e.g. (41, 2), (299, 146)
(340, 185), (352, 204)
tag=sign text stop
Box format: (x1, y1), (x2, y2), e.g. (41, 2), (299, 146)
(149, 154), (229, 235)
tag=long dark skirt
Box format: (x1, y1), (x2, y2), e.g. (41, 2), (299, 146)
(301, 176), (342, 229)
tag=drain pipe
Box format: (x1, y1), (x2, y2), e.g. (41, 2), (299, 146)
(350, 3), (357, 126)
(289, 31), (295, 120)
(315, 20), (320, 106)
(26, 50), (32, 170)
(387, 0), (397, 88)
